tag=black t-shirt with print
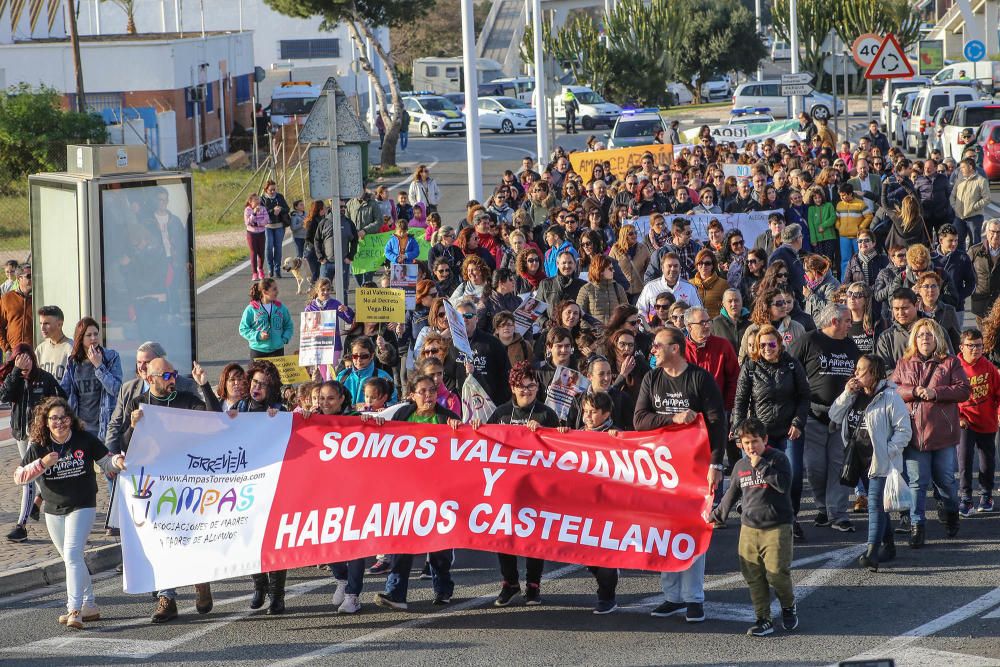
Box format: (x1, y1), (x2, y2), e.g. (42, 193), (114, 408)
(22, 430), (109, 515)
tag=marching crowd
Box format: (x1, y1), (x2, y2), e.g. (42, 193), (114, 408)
(8, 116), (1000, 638)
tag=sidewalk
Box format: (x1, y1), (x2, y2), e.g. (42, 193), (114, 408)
(0, 422), (121, 596)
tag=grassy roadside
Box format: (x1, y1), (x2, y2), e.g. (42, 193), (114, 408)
(196, 246), (246, 283)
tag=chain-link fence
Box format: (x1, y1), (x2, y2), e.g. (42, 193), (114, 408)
(0, 183), (31, 267)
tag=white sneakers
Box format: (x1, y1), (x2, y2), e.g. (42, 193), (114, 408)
(338, 594), (361, 614)
(332, 579), (347, 607)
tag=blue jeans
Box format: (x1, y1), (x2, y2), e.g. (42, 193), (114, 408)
(383, 550), (454, 602)
(305, 246), (321, 282)
(955, 214), (984, 251)
(45, 507), (97, 611)
(265, 227), (285, 275)
(839, 237), (858, 279)
(866, 475), (893, 546)
(659, 552), (706, 604)
(400, 131), (409, 151)
(903, 446), (958, 525)
(321, 260), (352, 298)
(331, 558), (366, 596)
(293, 237), (305, 258)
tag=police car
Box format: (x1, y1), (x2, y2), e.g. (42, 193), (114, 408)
(402, 95), (466, 137)
(728, 107), (776, 125)
(607, 108), (667, 149)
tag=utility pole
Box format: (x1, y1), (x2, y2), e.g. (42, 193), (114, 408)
(789, 0), (801, 117)
(67, 0), (86, 113)
(755, 0), (763, 81)
(531, 0), (548, 169)
(460, 0), (482, 200)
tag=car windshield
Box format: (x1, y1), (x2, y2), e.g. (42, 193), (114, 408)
(419, 97), (459, 112)
(615, 119), (663, 138)
(964, 107), (1000, 127)
(574, 91), (606, 105)
(498, 98), (530, 109)
(271, 97), (317, 116)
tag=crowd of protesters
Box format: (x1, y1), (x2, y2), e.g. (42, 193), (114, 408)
(8, 117), (1000, 638)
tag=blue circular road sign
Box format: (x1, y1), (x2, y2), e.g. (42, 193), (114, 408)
(964, 40), (986, 62)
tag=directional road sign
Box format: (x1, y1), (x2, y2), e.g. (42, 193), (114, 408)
(781, 84), (814, 96)
(964, 39), (986, 63)
(780, 72), (814, 86)
(864, 33), (915, 80)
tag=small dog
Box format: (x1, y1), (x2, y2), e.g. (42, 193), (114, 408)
(281, 257), (309, 294)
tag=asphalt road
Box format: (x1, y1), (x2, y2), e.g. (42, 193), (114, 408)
(1, 508), (998, 666)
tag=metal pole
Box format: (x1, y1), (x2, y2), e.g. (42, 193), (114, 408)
(94, 0), (101, 35)
(532, 0), (548, 169)
(832, 48), (839, 138)
(866, 78), (872, 126)
(842, 50), (848, 138)
(460, 0), (483, 200)
(328, 88), (345, 305)
(238, 0), (243, 32)
(789, 0), (801, 116)
(755, 0), (763, 81)
(251, 93), (259, 169)
(199, 0), (205, 38)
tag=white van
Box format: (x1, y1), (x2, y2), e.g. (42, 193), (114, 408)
(879, 76), (931, 130)
(411, 57), (504, 94)
(269, 82), (322, 127)
(931, 61), (993, 88)
(552, 86), (622, 130)
(906, 85), (978, 157)
(488, 77), (536, 102)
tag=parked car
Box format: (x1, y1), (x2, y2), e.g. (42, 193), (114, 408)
(971, 120), (1000, 181)
(607, 109), (667, 149)
(940, 101), (1000, 160)
(477, 96), (537, 134)
(731, 80), (842, 119)
(699, 76), (732, 102)
(402, 94), (466, 137)
(442, 92), (466, 112)
(728, 108), (775, 125)
(552, 85), (622, 130)
(905, 85), (977, 158)
(666, 82), (694, 106)
(930, 61), (994, 88)
(880, 76), (931, 131)
(893, 91), (919, 147)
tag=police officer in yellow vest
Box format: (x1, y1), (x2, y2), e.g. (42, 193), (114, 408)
(563, 89), (579, 135)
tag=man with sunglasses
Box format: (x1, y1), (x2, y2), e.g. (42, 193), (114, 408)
(450, 298), (511, 405)
(123, 356), (209, 623)
(768, 224), (807, 306)
(0, 263), (32, 357)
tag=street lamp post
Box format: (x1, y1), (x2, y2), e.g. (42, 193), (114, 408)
(531, 0), (549, 169)
(460, 0), (483, 200)
(789, 0), (801, 116)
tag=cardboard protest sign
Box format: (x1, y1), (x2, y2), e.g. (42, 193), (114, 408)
(270, 355), (311, 384)
(356, 287), (406, 323)
(569, 143), (673, 178)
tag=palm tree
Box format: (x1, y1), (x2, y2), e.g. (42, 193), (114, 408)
(102, 0), (137, 34)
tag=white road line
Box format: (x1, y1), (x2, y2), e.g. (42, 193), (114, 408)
(834, 585), (1000, 666)
(271, 563), (583, 666)
(195, 236), (295, 295)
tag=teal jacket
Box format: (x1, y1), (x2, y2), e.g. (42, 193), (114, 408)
(239, 300), (294, 354)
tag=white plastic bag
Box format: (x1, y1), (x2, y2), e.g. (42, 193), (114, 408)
(461, 375), (496, 423)
(883, 466), (913, 513)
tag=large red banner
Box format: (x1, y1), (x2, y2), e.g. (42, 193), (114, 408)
(261, 414), (713, 572)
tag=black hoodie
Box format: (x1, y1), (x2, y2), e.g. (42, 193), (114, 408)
(710, 447), (793, 529)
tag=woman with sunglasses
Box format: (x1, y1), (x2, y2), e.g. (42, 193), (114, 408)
(514, 247), (547, 293)
(605, 304), (653, 358)
(839, 282), (880, 355)
(196, 360), (288, 613)
(739, 248), (768, 305)
(428, 226), (462, 273)
(431, 258), (459, 297)
(14, 397), (126, 629)
(691, 249), (728, 319)
(398, 280), (438, 370)
(842, 229), (889, 289)
(609, 224), (650, 303)
(60, 318), (123, 443)
(739, 288), (807, 363)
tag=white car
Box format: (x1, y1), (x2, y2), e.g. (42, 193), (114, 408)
(893, 91), (919, 147)
(939, 101), (1000, 160)
(699, 76), (732, 102)
(771, 41), (792, 61)
(666, 82), (694, 105)
(729, 108), (775, 125)
(402, 95), (467, 137)
(607, 109), (667, 149)
(905, 86), (978, 158)
(477, 96), (537, 134)
(731, 80), (842, 120)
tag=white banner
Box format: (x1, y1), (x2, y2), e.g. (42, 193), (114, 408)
(117, 406), (292, 593)
(628, 209), (779, 248)
(680, 119), (801, 146)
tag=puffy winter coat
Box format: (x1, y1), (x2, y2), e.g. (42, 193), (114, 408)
(891, 354), (969, 451)
(829, 380), (912, 478)
(576, 279), (628, 323)
(732, 352), (809, 438)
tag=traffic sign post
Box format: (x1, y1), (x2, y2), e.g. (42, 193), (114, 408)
(964, 39), (986, 63)
(864, 33), (915, 80)
(780, 72), (813, 112)
(853, 34), (883, 126)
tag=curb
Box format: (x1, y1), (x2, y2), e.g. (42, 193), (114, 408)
(0, 543), (121, 598)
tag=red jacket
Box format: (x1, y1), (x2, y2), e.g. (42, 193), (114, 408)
(685, 334), (739, 410)
(959, 355), (1000, 434)
(892, 354), (970, 451)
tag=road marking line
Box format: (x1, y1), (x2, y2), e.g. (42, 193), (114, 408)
(270, 564), (583, 666)
(981, 605), (1000, 619)
(882, 647), (1000, 667)
(834, 585), (1000, 666)
(196, 237), (294, 295)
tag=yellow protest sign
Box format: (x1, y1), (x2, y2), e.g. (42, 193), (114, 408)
(568, 143), (673, 178)
(270, 355), (311, 384)
(356, 287), (406, 323)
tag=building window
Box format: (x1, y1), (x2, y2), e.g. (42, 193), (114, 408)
(279, 39), (340, 60)
(235, 74), (251, 103)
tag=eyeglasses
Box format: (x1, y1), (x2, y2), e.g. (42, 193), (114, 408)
(250, 378), (269, 388)
(846, 291), (866, 299)
(776, 272), (789, 279)
(893, 252), (907, 259)
(47, 415), (71, 423)
(747, 258), (761, 265)
(461, 312), (476, 320)
(436, 267), (452, 273)
(654, 304), (671, 310)
(772, 300), (789, 307)
(696, 261), (715, 267)
(526, 257), (540, 263)
(759, 341), (779, 349)
(731, 240), (745, 248)
(515, 383), (539, 391)
(688, 320), (711, 327)
(151, 371), (177, 381)
(352, 353), (372, 360)
(670, 314), (685, 321)
(962, 343), (985, 350)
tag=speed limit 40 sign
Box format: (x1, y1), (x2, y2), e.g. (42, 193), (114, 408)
(852, 33), (882, 67)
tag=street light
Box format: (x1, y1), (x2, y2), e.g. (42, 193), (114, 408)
(460, 0), (483, 200)
(789, 0), (801, 116)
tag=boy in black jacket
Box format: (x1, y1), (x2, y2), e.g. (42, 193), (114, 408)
(710, 418), (797, 637)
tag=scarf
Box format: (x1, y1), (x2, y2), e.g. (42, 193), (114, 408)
(805, 273), (824, 290)
(519, 266), (546, 290)
(647, 228), (670, 251)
